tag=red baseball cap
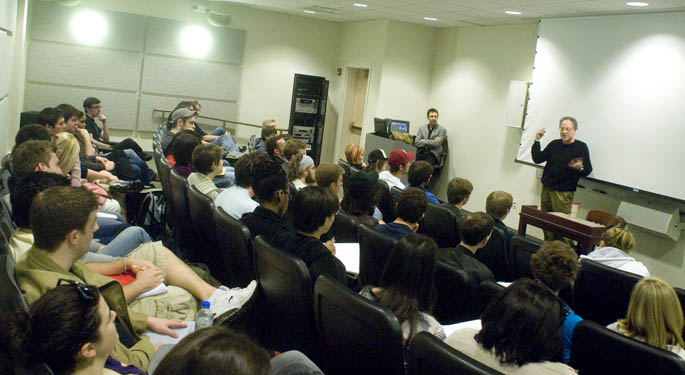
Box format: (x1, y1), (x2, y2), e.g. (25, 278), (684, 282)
(388, 149), (416, 169)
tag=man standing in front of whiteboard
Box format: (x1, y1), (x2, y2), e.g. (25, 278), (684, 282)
(532, 116), (593, 241)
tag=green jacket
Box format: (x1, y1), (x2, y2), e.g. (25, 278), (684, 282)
(15, 247), (156, 370)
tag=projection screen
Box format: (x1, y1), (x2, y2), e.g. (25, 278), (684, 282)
(516, 12), (685, 201)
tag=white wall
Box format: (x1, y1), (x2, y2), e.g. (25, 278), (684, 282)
(428, 23), (685, 287)
(77, 0), (341, 160)
(1, 0), (23, 157)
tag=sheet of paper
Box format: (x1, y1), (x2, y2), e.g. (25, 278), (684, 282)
(442, 319), (482, 337)
(335, 242), (360, 274)
(137, 282), (168, 299)
(144, 321), (195, 345)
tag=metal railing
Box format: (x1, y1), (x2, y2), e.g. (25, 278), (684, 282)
(152, 108), (288, 134)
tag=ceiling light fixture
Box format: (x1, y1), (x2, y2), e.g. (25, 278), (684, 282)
(353, 3), (368, 7)
(424, 17), (438, 21)
(625, 2), (649, 6)
(304, 9), (316, 14)
(505, 10), (522, 15)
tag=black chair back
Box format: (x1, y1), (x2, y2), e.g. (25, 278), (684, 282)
(376, 180), (395, 222)
(0, 252), (28, 317)
(570, 320), (685, 375)
(475, 227), (511, 282)
(253, 235), (319, 361)
(168, 169), (198, 260)
(358, 224), (397, 286)
(390, 186), (404, 214)
(508, 235), (543, 280)
(433, 260), (476, 324)
(419, 203), (459, 248)
(476, 281), (505, 316)
(187, 185), (227, 283)
(157, 156), (174, 226)
(314, 275), (404, 375)
(214, 207), (254, 288)
(338, 159), (352, 194)
(573, 259), (642, 325)
(408, 331), (505, 375)
(327, 212), (360, 243)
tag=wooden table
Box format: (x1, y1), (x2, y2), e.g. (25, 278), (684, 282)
(517, 205), (606, 254)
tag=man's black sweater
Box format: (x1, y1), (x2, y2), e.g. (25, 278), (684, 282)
(532, 139), (592, 192)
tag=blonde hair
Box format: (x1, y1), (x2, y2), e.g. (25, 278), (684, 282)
(602, 227), (635, 252)
(486, 191), (513, 220)
(287, 153), (304, 182)
(54, 132), (79, 175)
(618, 276), (685, 350)
(344, 144), (364, 164)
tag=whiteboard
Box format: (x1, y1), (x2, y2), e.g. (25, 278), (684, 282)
(517, 13), (685, 201)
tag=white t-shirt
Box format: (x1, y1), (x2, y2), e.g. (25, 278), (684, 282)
(379, 171), (404, 190)
(215, 185), (259, 220)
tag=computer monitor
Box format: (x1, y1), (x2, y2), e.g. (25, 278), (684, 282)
(388, 119), (409, 133)
(374, 117), (389, 136)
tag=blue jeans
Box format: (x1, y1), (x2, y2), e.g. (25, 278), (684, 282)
(209, 127), (239, 153)
(94, 217), (131, 244)
(94, 226), (153, 257)
(102, 149), (156, 184)
(213, 168), (235, 188)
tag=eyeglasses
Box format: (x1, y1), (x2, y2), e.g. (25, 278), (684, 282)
(57, 278), (96, 300)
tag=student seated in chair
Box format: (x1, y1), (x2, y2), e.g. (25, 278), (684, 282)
(530, 241), (583, 364)
(379, 149), (414, 191)
(608, 276), (685, 360)
(15, 186), (257, 370)
(272, 186), (347, 286)
(0, 283), (148, 375)
(581, 227), (649, 277)
(283, 138), (307, 171)
(215, 152), (263, 219)
(438, 212), (495, 287)
(188, 144), (224, 200)
(340, 170), (384, 227)
(287, 153), (316, 191)
(440, 177), (473, 228)
(315, 163), (344, 198)
(251, 121), (277, 154)
(446, 279), (577, 375)
(375, 187), (427, 240)
(360, 233), (446, 346)
(485, 191), (515, 248)
(405, 160), (439, 204)
(241, 155), (291, 242)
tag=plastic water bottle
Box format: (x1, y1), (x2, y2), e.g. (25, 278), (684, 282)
(195, 301), (214, 331)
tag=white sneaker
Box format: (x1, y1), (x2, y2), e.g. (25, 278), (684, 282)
(208, 280), (257, 317)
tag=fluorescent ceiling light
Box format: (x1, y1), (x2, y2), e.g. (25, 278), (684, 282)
(626, 2), (649, 6)
(505, 10), (522, 15)
(424, 17), (438, 21)
(304, 9), (316, 14)
(353, 3), (368, 8)
(180, 25), (212, 57)
(70, 10), (108, 45)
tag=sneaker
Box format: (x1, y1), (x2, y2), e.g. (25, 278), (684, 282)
(108, 180), (144, 195)
(208, 280), (257, 317)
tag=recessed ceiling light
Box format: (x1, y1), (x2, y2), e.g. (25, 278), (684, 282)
(626, 2), (649, 6)
(303, 9), (316, 14)
(353, 3), (368, 8)
(424, 17), (438, 21)
(505, 10), (522, 15)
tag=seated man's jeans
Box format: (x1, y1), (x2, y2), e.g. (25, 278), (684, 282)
(93, 226), (154, 257)
(95, 217), (131, 244)
(209, 127), (239, 153)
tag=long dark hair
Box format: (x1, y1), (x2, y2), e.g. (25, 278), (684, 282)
(153, 326), (270, 375)
(0, 285), (101, 375)
(340, 181), (382, 217)
(377, 233), (438, 343)
(478, 278), (564, 366)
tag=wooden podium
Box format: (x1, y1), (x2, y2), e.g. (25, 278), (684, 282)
(517, 205), (606, 254)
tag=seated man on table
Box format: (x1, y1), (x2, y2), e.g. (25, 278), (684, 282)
(16, 186), (257, 370)
(375, 187), (427, 240)
(405, 160), (439, 204)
